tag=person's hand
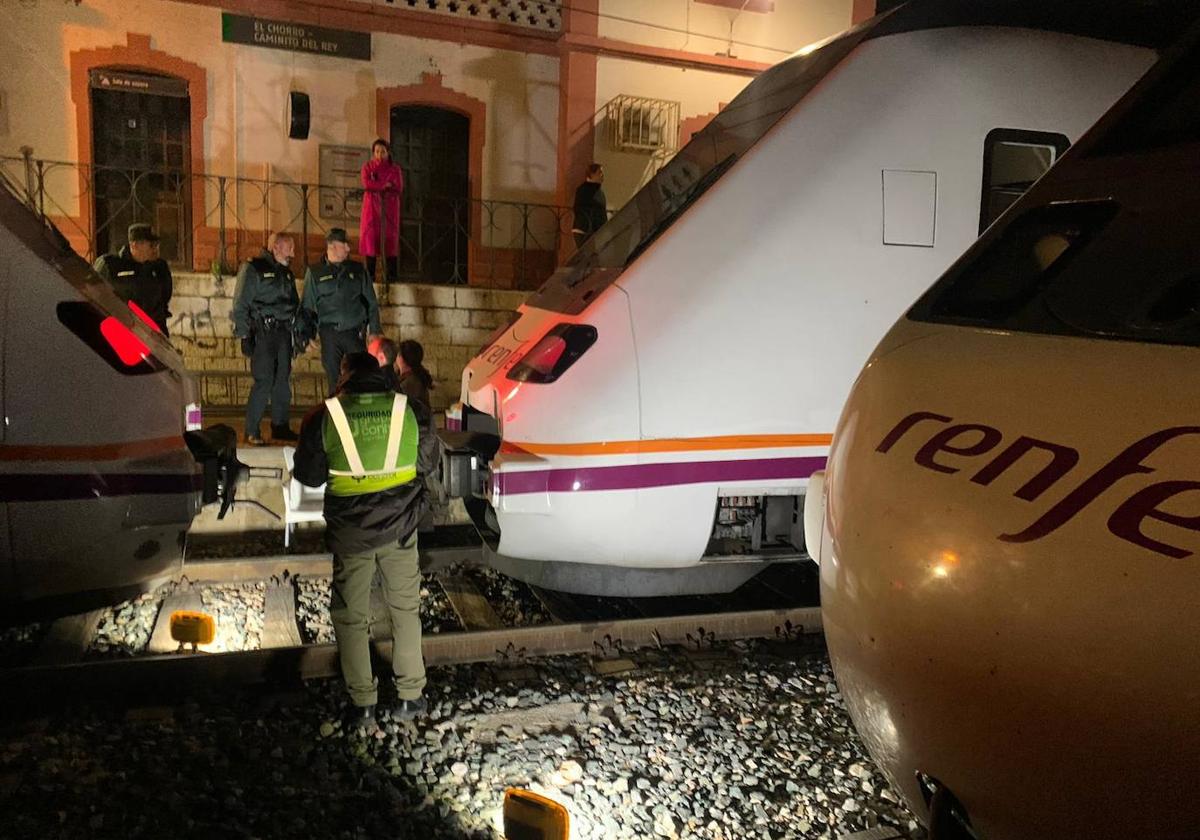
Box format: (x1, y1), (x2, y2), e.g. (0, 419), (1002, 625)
(240, 336), (254, 357)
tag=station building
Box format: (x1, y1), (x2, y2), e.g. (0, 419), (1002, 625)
(3, 0), (869, 409)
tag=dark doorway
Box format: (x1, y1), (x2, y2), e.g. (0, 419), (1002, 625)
(90, 69), (191, 266)
(390, 106), (470, 283)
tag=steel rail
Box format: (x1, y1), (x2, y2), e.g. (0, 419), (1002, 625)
(0, 607), (822, 710)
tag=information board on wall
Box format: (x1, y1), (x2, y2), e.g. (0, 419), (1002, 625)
(221, 13), (372, 61)
(319, 145), (370, 220)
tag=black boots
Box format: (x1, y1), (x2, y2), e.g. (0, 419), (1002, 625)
(393, 697), (428, 721)
(271, 423), (300, 442)
(345, 704), (377, 733)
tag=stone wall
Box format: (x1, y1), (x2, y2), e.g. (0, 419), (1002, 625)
(168, 272), (527, 413)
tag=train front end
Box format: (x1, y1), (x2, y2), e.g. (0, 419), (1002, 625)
(445, 273), (672, 594)
(0, 180), (204, 612)
(816, 39), (1200, 839)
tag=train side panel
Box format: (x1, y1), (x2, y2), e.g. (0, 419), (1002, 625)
(0, 213), (197, 603)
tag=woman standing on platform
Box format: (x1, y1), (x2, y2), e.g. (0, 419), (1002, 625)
(360, 138), (404, 283)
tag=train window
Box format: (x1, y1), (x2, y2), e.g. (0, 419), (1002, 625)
(914, 195), (1200, 349)
(1087, 45), (1200, 157)
(57, 301), (164, 375)
(527, 19), (877, 315)
(928, 200), (1117, 322)
(978, 129), (1069, 233)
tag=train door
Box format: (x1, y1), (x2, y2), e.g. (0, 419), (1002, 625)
(89, 69), (191, 266)
(390, 106), (470, 283)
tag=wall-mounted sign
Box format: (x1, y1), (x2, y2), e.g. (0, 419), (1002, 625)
(221, 13), (371, 62)
(89, 69), (189, 98)
(319, 145), (371, 220)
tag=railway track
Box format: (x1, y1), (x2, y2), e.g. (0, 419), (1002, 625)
(4, 526), (822, 711)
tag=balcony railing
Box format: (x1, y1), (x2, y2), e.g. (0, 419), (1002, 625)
(2, 152), (577, 290)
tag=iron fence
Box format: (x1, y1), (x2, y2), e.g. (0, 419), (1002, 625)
(2, 151), (577, 289)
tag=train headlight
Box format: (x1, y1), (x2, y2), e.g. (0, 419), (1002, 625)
(507, 324), (597, 384)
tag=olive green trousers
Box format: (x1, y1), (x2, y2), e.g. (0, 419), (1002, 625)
(330, 531), (426, 707)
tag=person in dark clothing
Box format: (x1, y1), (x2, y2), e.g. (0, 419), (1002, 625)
(572, 163), (607, 249)
(299, 228), (382, 396)
(93, 223), (174, 335)
(232, 232), (301, 445)
(396, 339), (435, 409)
(293, 352), (438, 731)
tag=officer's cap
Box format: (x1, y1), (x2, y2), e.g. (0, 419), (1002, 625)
(326, 228), (350, 245)
(128, 223), (160, 243)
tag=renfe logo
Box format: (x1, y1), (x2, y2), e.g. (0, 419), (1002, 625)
(876, 412), (1200, 559)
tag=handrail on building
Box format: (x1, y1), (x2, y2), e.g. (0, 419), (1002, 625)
(2, 151), (576, 291)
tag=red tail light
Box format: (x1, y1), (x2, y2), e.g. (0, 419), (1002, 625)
(100, 316), (151, 365)
(508, 324), (597, 384)
(127, 300), (163, 333)
(57, 301), (164, 375)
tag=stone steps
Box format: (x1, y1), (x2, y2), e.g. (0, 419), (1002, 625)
(168, 272), (527, 413)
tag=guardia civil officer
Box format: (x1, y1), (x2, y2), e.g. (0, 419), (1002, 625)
(232, 232), (301, 445)
(293, 352), (438, 731)
(300, 228), (381, 396)
(93, 223), (174, 335)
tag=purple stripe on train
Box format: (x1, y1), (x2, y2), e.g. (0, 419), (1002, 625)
(496, 456), (828, 495)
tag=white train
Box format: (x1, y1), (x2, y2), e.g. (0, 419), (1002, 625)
(0, 176), (210, 616)
(445, 2), (1168, 595)
(812, 22), (1200, 839)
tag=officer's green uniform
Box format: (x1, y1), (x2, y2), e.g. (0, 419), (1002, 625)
(323, 389), (424, 706)
(93, 246), (174, 335)
(232, 250), (300, 437)
(300, 258), (381, 394)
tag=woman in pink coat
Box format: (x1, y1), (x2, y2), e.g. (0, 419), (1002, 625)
(360, 138), (404, 282)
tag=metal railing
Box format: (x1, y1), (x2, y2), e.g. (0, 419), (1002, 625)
(3, 151), (575, 289)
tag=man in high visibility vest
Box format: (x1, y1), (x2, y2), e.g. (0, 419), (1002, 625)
(293, 351), (438, 731)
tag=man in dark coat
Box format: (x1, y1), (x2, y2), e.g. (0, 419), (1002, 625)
(571, 163), (607, 249)
(232, 232), (301, 445)
(299, 228), (381, 395)
(93, 223), (173, 335)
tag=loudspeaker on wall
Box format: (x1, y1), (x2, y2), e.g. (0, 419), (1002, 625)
(288, 91), (310, 140)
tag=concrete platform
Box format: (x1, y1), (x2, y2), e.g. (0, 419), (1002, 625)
(187, 442), (469, 537)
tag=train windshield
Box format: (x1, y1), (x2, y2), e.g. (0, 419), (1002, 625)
(527, 21), (875, 314)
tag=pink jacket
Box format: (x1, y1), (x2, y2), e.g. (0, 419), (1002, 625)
(360, 158), (404, 257)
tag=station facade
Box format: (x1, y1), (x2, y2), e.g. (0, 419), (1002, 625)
(4, 0), (868, 408)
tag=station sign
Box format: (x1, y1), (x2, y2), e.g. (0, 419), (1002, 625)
(89, 69), (189, 98)
(221, 13), (372, 62)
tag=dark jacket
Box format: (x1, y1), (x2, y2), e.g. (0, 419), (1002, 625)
(300, 257), (381, 334)
(231, 249), (299, 338)
(397, 370), (432, 410)
(572, 181), (607, 234)
(93, 246), (173, 334)
(293, 367), (438, 555)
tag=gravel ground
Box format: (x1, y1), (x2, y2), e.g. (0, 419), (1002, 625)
(296, 574), (463, 643)
(89, 590), (161, 658)
(460, 565), (556, 627)
(0, 641), (922, 839)
(89, 581), (268, 657)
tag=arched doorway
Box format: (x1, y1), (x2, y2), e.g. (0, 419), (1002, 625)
(390, 105), (470, 283)
(89, 68), (192, 266)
